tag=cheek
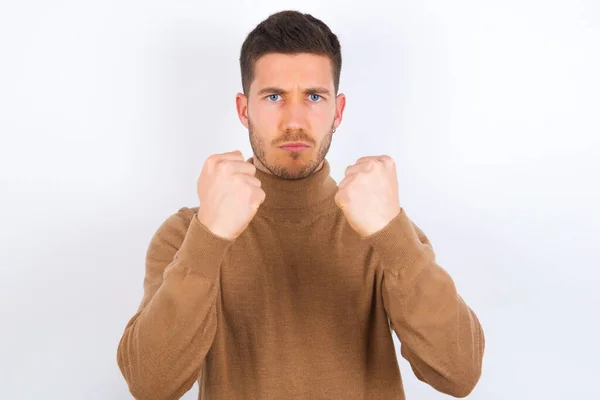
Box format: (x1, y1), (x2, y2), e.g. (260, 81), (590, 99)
(250, 103), (280, 129)
(311, 104), (336, 124)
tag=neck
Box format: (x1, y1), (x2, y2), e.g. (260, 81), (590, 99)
(251, 156), (325, 176)
(246, 156), (338, 222)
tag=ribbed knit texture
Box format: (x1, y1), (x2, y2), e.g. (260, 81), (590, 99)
(117, 157), (485, 399)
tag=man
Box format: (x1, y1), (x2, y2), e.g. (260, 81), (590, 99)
(117, 10), (485, 400)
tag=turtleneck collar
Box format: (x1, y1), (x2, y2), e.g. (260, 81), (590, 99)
(247, 157), (339, 222)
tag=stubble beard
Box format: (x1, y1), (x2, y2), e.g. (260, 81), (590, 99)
(248, 119), (335, 180)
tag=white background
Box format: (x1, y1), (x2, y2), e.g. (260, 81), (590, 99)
(1, 0), (599, 399)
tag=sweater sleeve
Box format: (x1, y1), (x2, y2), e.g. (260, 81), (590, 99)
(364, 208), (485, 398)
(117, 207), (233, 400)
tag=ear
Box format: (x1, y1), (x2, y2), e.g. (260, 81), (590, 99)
(236, 92), (249, 129)
(333, 93), (346, 131)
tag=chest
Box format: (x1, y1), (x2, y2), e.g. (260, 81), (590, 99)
(216, 215), (382, 329)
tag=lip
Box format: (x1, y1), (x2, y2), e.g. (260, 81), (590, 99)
(279, 142), (308, 147)
(279, 142), (310, 148)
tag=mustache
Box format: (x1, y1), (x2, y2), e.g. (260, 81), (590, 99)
(274, 130), (315, 145)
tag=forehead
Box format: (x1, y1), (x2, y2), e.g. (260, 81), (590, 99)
(251, 53), (334, 92)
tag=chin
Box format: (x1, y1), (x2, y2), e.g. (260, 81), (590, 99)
(269, 153), (318, 180)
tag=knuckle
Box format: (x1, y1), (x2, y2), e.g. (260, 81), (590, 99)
(207, 154), (219, 164)
(216, 160), (231, 173)
(243, 181), (254, 194)
(364, 160), (376, 170)
(252, 186), (264, 197)
(381, 155), (394, 166)
(231, 174), (243, 184)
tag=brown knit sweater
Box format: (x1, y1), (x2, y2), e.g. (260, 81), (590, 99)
(117, 158), (485, 399)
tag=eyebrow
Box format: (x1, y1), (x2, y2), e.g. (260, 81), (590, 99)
(256, 86), (332, 97)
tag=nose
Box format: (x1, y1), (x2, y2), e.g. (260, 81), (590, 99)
(281, 97), (308, 132)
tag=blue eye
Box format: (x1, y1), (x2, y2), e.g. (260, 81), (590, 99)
(268, 94), (281, 101)
(309, 94), (322, 102)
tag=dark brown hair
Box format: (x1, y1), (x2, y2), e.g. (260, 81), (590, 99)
(239, 10), (342, 96)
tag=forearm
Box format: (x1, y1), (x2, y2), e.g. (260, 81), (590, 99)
(367, 209), (484, 397)
(382, 257), (484, 397)
(117, 266), (219, 399)
(117, 215), (231, 399)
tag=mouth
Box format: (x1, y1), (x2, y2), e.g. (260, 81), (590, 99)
(279, 142), (310, 151)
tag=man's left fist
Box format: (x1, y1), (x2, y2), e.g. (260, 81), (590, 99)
(334, 155), (402, 237)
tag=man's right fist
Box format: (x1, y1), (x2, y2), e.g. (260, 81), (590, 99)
(196, 150), (266, 241)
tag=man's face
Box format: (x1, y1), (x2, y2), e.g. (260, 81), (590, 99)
(236, 53), (346, 180)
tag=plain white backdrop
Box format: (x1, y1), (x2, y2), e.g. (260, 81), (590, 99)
(1, 0), (599, 399)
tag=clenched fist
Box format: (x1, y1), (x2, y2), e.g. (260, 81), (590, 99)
(334, 155), (401, 237)
(196, 150), (266, 241)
